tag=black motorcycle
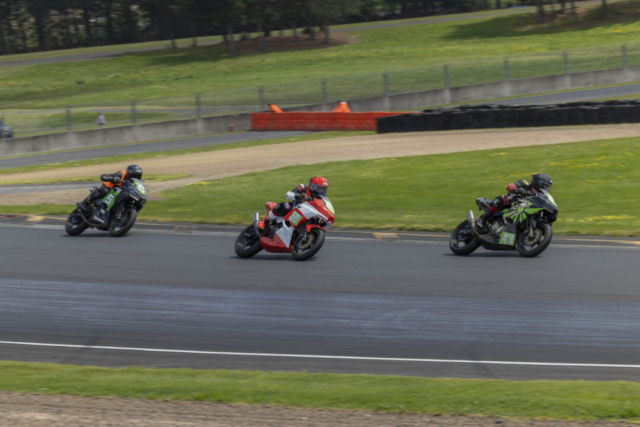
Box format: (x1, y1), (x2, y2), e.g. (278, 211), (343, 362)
(450, 190), (558, 258)
(65, 179), (147, 237)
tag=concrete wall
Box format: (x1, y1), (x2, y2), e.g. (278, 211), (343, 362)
(0, 112), (252, 157)
(5, 64), (640, 157)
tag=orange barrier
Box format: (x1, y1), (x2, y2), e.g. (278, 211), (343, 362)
(251, 112), (405, 131)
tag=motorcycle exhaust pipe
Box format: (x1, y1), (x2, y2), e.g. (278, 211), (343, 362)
(467, 210), (476, 231)
(253, 212), (261, 234)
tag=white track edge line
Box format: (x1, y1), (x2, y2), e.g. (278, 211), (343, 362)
(1, 340), (638, 369)
(0, 223), (637, 249)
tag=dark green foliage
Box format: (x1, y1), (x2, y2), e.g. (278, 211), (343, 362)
(0, 0), (543, 55)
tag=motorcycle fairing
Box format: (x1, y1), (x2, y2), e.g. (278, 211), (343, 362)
(503, 202), (542, 225)
(499, 231), (516, 246)
(101, 187), (122, 211)
(260, 217), (292, 253)
(477, 221), (518, 251)
(259, 202), (328, 251)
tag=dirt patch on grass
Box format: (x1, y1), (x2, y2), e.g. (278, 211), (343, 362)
(3, 124), (640, 206)
(221, 33), (356, 57)
(0, 391), (636, 427)
(513, 0), (639, 30)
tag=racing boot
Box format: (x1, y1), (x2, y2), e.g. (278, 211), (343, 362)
(475, 211), (491, 233)
(263, 210), (279, 239)
(263, 219), (277, 239)
(76, 200), (89, 213)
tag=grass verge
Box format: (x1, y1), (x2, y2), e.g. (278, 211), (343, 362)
(1, 361), (640, 420)
(0, 131), (371, 176)
(3, 134), (640, 236)
(126, 134), (640, 236)
(0, 174), (189, 186)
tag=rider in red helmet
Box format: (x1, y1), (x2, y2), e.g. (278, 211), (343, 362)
(264, 176), (329, 238)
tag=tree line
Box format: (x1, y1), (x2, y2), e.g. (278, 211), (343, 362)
(0, 0), (610, 55)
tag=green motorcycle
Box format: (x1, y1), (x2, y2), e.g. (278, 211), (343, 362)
(66, 179), (147, 237)
(450, 189), (558, 258)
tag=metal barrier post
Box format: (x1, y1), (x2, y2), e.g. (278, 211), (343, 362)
(321, 80), (328, 104)
(503, 58), (511, 97)
(383, 72), (389, 96)
(443, 64), (450, 88)
(259, 87), (265, 111)
(563, 51), (569, 74)
(622, 45), (629, 68)
(196, 93), (202, 118)
(504, 58), (510, 81)
(66, 109), (72, 132)
(131, 100), (137, 125)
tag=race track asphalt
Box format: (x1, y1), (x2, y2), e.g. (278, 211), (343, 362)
(0, 130), (313, 170)
(1, 215), (640, 380)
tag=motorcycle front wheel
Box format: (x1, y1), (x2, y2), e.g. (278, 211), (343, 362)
(291, 228), (325, 261)
(109, 208), (137, 237)
(65, 208), (88, 236)
(235, 225), (263, 258)
(517, 223), (553, 258)
(449, 220), (480, 256)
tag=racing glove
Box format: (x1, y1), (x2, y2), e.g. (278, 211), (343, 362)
(513, 187), (526, 195)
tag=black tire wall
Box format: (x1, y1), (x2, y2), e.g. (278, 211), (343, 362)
(376, 100), (640, 133)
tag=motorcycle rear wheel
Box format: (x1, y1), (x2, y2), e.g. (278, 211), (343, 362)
(291, 228), (325, 261)
(65, 208), (89, 236)
(517, 223), (553, 258)
(235, 225), (263, 258)
(449, 220), (480, 256)
(109, 208), (137, 237)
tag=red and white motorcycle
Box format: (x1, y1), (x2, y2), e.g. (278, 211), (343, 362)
(234, 196), (336, 261)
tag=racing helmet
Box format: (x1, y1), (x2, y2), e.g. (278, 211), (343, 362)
(531, 173), (552, 192)
(126, 165), (143, 180)
(309, 176), (329, 198)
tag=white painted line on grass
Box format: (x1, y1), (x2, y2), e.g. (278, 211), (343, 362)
(0, 340), (638, 369)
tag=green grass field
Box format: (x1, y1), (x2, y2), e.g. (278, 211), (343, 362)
(3, 134), (640, 237)
(134, 135), (640, 236)
(2, 361), (640, 420)
(0, 5), (538, 65)
(1, 2), (639, 110)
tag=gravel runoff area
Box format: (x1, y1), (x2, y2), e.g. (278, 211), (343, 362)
(0, 392), (635, 427)
(2, 124), (640, 206)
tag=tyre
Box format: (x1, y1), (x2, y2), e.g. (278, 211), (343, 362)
(291, 228), (325, 261)
(517, 223), (553, 258)
(65, 209), (89, 236)
(449, 220), (480, 256)
(109, 208), (137, 237)
(235, 225), (263, 258)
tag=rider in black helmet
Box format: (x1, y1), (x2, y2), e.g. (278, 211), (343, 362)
(77, 165), (143, 212)
(476, 173), (553, 231)
(530, 173), (553, 193)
